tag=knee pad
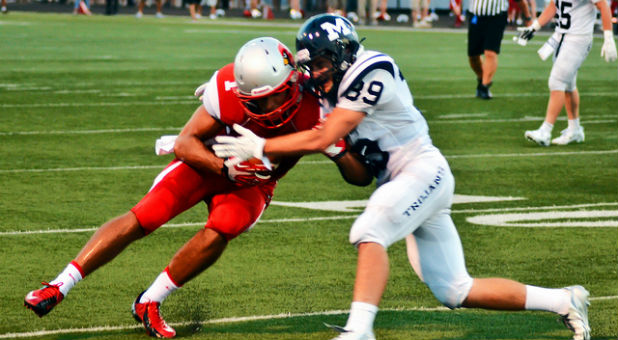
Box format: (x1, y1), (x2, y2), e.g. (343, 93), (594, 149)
(425, 275), (473, 309)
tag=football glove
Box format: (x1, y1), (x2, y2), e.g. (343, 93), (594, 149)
(222, 158), (272, 186)
(213, 124), (266, 167)
(514, 19), (541, 46)
(155, 135), (177, 155)
(323, 139), (348, 161)
(350, 139), (389, 177)
(601, 30), (617, 62)
(194, 81), (209, 100)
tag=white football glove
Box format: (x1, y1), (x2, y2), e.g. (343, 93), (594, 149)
(155, 135), (178, 155)
(194, 81), (209, 100)
(514, 19), (541, 46)
(213, 124), (266, 167)
(601, 30), (617, 62)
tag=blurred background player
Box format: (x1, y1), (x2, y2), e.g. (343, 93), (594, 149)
(468, 0), (531, 98)
(1, 0), (7, 14)
(23, 37), (367, 339)
(450, 0), (465, 27)
(73, 0), (92, 15)
(214, 14), (593, 340)
(412, 0), (431, 27)
(136, 0), (165, 18)
(520, 0), (617, 145)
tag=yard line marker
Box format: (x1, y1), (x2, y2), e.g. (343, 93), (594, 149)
(0, 216), (357, 236)
(1, 91), (615, 109)
(0, 127), (182, 136)
(2, 298), (616, 339)
(2, 202), (616, 236)
(1, 149), (615, 174)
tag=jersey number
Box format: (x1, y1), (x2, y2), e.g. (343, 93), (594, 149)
(554, 0), (572, 29)
(344, 80), (384, 105)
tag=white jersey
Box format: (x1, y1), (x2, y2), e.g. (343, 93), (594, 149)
(323, 49), (430, 153)
(553, 0), (599, 35)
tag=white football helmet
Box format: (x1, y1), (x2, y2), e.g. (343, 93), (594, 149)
(233, 37), (302, 129)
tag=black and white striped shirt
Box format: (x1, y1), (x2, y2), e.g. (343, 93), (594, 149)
(468, 0), (509, 16)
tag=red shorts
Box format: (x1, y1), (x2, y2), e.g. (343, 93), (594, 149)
(131, 159), (275, 240)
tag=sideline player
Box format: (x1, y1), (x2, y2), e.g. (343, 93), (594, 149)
(23, 37), (368, 339)
(519, 0), (617, 145)
(214, 14), (592, 340)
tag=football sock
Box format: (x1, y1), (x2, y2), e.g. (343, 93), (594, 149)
(50, 261), (84, 296)
(524, 285), (570, 315)
(567, 118), (580, 131)
(344, 301), (378, 333)
(140, 267), (180, 303)
(540, 121), (553, 133)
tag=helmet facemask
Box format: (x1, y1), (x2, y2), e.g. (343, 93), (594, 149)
(234, 71), (302, 129)
(233, 37), (303, 129)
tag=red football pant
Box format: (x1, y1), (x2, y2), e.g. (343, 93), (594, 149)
(131, 160), (274, 240)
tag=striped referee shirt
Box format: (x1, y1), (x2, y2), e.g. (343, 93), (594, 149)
(469, 0), (508, 16)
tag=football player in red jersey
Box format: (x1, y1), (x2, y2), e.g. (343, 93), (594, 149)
(24, 37), (370, 339)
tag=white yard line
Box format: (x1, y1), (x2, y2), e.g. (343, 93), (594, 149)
(0, 216), (357, 236)
(1, 91), (615, 109)
(1, 300), (616, 339)
(0, 127), (182, 136)
(1, 149), (616, 174)
(2, 202), (616, 236)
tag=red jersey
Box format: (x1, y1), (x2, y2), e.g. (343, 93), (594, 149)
(201, 63), (321, 180)
(131, 64), (321, 240)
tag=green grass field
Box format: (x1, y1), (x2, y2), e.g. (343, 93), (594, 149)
(1, 12), (617, 340)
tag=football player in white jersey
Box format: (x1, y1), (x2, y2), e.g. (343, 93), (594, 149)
(517, 0), (617, 146)
(214, 14), (593, 340)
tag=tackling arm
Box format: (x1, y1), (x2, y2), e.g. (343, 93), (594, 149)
(174, 105), (226, 176)
(264, 107), (366, 157)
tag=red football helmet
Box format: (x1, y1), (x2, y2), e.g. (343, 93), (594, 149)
(233, 37), (302, 129)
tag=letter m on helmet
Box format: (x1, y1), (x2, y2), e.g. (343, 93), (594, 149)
(320, 18), (352, 41)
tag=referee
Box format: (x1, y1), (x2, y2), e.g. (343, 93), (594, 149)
(467, 0), (531, 99)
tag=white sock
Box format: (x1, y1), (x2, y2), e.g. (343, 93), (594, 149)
(344, 301), (378, 334)
(540, 121), (554, 133)
(50, 261), (84, 296)
(567, 118), (580, 131)
(524, 285), (570, 315)
(140, 268), (180, 303)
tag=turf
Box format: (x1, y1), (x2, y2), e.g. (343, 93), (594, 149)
(0, 12), (616, 340)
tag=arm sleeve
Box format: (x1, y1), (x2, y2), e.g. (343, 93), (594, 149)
(201, 71), (222, 120)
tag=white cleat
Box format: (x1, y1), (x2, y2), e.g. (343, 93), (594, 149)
(561, 285), (591, 340)
(326, 324), (376, 340)
(135, 11), (143, 18)
(524, 128), (551, 146)
(551, 127), (585, 145)
(155, 12), (164, 18)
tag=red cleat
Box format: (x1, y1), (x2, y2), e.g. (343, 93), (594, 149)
(24, 282), (64, 317)
(132, 291), (176, 338)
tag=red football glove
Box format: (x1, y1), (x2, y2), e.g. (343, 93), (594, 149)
(323, 138), (347, 161)
(222, 158), (273, 186)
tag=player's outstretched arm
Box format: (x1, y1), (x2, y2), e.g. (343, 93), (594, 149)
(214, 108), (366, 166)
